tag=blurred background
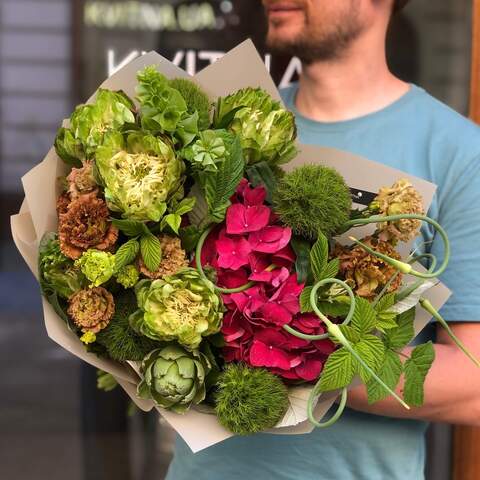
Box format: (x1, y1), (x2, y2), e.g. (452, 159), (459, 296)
(0, 0), (474, 479)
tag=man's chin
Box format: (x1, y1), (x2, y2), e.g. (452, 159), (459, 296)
(266, 31), (303, 54)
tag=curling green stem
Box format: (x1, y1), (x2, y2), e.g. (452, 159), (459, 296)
(283, 278), (355, 341)
(395, 254), (438, 302)
(307, 387), (348, 428)
(420, 298), (480, 368)
(344, 214), (450, 279)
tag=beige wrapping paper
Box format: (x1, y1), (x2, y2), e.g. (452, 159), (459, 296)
(11, 40), (451, 452)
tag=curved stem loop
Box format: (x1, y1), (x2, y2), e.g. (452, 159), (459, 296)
(307, 387), (348, 428)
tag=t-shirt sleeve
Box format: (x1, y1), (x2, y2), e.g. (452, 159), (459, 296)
(431, 154), (480, 322)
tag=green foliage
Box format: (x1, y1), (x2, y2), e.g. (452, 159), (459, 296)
(215, 363), (289, 435)
(273, 164), (352, 240)
(290, 236), (311, 284)
(96, 370), (119, 392)
(96, 290), (159, 361)
(385, 307), (415, 349)
(319, 347), (356, 391)
(403, 342), (435, 406)
(374, 293), (398, 331)
(169, 77), (212, 130)
(351, 297), (377, 336)
(310, 233), (329, 281)
(245, 161), (280, 204)
(140, 234), (162, 272)
(114, 238), (140, 272)
(182, 129), (230, 172)
(366, 350), (402, 403)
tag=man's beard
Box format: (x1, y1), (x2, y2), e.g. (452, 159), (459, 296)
(266, 5), (364, 64)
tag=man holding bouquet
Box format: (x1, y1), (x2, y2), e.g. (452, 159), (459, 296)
(167, 1), (480, 478)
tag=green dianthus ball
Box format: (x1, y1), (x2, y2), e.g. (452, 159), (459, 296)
(96, 291), (159, 361)
(273, 164), (352, 239)
(169, 78), (211, 130)
(115, 264), (139, 289)
(214, 364), (289, 435)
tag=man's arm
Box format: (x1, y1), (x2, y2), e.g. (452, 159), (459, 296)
(346, 322), (480, 426)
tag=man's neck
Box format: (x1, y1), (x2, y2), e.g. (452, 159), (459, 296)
(295, 31), (410, 123)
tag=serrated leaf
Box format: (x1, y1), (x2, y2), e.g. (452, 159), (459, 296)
(214, 104), (246, 129)
(114, 238), (139, 272)
(111, 218), (146, 237)
(320, 258), (340, 280)
(318, 347), (355, 392)
(353, 335), (385, 383)
(377, 314), (398, 332)
(179, 225), (201, 252)
(317, 298), (351, 318)
(351, 297), (377, 335)
(374, 292), (395, 313)
(403, 342), (435, 406)
(290, 236), (311, 284)
(203, 135), (244, 223)
(299, 286), (314, 312)
(310, 233), (329, 281)
(160, 213), (181, 234)
(366, 350), (402, 404)
(339, 325), (361, 344)
(174, 197), (196, 216)
(385, 307), (415, 349)
(245, 161), (278, 204)
(140, 234), (162, 272)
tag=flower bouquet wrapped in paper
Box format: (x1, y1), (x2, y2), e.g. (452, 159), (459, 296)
(12, 41), (478, 452)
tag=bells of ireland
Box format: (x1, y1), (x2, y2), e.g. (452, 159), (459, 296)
(95, 131), (185, 222)
(131, 268), (223, 349)
(138, 344), (211, 413)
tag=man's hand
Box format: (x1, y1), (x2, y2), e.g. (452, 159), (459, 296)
(346, 322), (480, 426)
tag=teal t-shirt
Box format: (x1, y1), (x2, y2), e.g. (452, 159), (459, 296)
(166, 84), (480, 480)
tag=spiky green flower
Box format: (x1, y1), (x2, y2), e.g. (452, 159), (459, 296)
(115, 264), (139, 289)
(273, 164), (352, 239)
(75, 249), (116, 287)
(181, 129), (230, 171)
(215, 363), (289, 435)
(95, 130), (184, 222)
(54, 89), (135, 164)
(214, 87), (297, 166)
(131, 267), (223, 349)
(137, 344), (211, 413)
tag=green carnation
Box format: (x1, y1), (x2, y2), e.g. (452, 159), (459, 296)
(273, 164), (352, 239)
(214, 87), (297, 166)
(54, 89), (135, 164)
(138, 344), (211, 413)
(75, 249), (115, 287)
(215, 364), (289, 435)
(95, 130), (185, 222)
(131, 267), (223, 349)
(115, 264), (139, 289)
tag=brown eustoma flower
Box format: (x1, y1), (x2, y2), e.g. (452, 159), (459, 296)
(138, 234), (188, 279)
(67, 160), (99, 200)
(58, 194), (118, 259)
(334, 236), (403, 299)
(67, 286), (114, 333)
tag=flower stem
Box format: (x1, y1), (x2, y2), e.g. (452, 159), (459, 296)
(343, 214), (450, 279)
(394, 254), (438, 302)
(419, 298), (480, 368)
(307, 387), (348, 428)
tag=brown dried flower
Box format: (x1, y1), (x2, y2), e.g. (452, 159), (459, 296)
(67, 160), (98, 200)
(58, 195), (118, 259)
(56, 192), (71, 217)
(138, 234), (188, 279)
(371, 178), (424, 243)
(334, 236), (403, 299)
(68, 286), (114, 333)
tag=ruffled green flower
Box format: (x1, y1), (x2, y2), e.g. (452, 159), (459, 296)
(131, 268), (223, 349)
(214, 87), (297, 166)
(182, 129), (231, 171)
(75, 250), (115, 287)
(137, 344), (211, 413)
(115, 264), (139, 289)
(54, 89), (135, 164)
(95, 131), (185, 221)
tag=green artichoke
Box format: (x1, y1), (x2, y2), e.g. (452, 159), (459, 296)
(95, 131), (185, 222)
(214, 87), (297, 166)
(54, 89), (135, 164)
(131, 268), (223, 349)
(137, 344), (211, 413)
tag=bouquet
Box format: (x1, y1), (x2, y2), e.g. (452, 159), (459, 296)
(12, 42), (478, 451)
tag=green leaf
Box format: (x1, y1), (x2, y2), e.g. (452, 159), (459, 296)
(214, 104), (246, 129)
(339, 325), (361, 344)
(202, 135), (245, 223)
(300, 286), (314, 313)
(351, 297), (377, 335)
(353, 335), (385, 383)
(179, 225), (201, 252)
(366, 350), (403, 404)
(174, 197), (196, 216)
(140, 234), (162, 272)
(403, 342), (435, 406)
(316, 298), (351, 318)
(114, 238), (139, 272)
(245, 161), (278, 204)
(374, 293), (398, 331)
(374, 292), (395, 313)
(310, 232), (329, 281)
(111, 219), (146, 237)
(321, 258), (340, 280)
(385, 307), (415, 349)
(290, 236), (311, 284)
(160, 213), (182, 234)
(318, 347), (355, 392)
